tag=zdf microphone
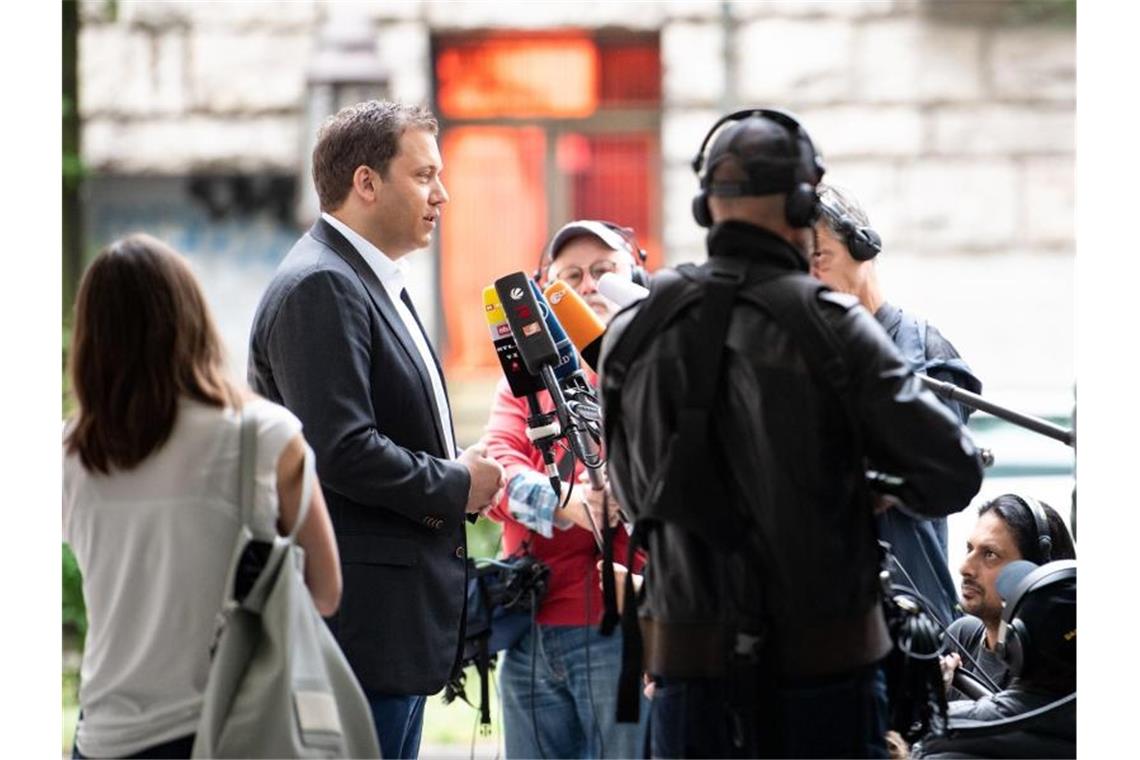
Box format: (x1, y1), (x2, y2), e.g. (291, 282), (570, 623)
(543, 280), (606, 371)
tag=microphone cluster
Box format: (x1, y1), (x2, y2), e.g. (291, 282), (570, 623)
(483, 271), (617, 547)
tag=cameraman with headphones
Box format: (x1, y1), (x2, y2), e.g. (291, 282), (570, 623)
(942, 494), (1076, 701)
(481, 220), (650, 758)
(599, 109), (985, 758)
(811, 183), (983, 630)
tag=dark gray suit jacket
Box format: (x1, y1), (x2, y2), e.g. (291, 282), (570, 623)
(248, 218), (470, 695)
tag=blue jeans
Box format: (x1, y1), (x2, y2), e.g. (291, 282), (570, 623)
(363, 690), (426, 760)
(500, 624), (649, 759)
(651, 664), (889, 759)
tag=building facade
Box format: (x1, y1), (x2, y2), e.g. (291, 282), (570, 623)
(77, 0), (1075, 447)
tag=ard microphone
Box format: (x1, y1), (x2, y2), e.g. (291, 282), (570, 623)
(543, 280), (606, 371)
(597, 271), (649, 309)
(528, 279), (581, 382)
(494, 272), (560, 376)
(483, 286), (544, 399)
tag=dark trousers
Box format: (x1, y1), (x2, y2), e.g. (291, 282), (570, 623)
(364, 689), (427, 760)
(651, 664), (889, 759)
(71, 733), (195, 759)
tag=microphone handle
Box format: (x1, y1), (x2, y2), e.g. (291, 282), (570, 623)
(539, 364), (605, 550)
(951, 668), (996, 701)
(580, 338), (600, 373)
(917, 374), (1074, 448)
(525, 394), (561, 496)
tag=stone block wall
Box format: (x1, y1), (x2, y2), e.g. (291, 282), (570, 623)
(80, 0), (1073, 257)
(78, 0), (1075, 401)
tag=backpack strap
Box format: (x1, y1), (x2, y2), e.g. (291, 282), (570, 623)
(636, 258), (749, 546)
(736, 276), (869, 495)
(599, 507), (620, 635)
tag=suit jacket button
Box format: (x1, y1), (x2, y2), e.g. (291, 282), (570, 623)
(455, 546), (466, 559)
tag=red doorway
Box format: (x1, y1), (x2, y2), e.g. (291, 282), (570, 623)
(434, 32), (661, 377)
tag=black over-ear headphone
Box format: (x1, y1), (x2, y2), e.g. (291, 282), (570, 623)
(534, 220), (650, 288)
(996, 560), (1076, 679)
(690, 107), (825, 229)
(1009, 494), (1054, 564)
(819, 195), (883, 262)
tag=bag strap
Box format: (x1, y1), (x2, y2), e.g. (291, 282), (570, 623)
(238, 403), (313, 544)
(238, 405), (258, 536)
(289, 443), (315, 543)
(615, 530), (645, 724)
(599, 505), (620, 635)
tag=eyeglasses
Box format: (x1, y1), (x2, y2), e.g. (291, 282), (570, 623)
(551, 260), (622, 288)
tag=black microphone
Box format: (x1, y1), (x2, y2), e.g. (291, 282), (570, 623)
(494, 272), (561, 377)
(483, 285), (560, 493)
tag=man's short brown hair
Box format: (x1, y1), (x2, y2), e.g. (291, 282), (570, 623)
(311, 100), (439, 211)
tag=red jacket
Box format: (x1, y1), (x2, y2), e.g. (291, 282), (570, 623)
(483, 376), (639, 626)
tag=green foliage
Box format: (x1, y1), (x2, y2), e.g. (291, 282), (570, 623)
(925, 0), (1075, 27)
(63, 323), (74, 418)
(62, 151), (86, 190)
(62, 544), (87, 640)
(466, 515), (503, 559)
(1008, 0), (1076, 25)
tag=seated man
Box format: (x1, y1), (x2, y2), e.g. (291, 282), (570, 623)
(913, 559), (1076, 759)
(942, 494), (1076, 699)
(810, 183), (982, 627)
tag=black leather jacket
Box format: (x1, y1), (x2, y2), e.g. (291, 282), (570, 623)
(599, 221), (984, 678)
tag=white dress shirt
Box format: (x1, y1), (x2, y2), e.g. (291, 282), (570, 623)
(321, 212), (456, 458)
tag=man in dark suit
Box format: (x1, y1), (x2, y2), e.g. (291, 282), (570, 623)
(248, 100), (504, 759)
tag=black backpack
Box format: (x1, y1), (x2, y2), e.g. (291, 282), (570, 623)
(601, 257), (877, 722)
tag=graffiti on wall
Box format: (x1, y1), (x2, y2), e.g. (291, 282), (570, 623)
(85, 174), (301, 376)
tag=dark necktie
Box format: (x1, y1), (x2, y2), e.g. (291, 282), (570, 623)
(399, 287), (428, 340)
(399, 287), (447, 383)
(399, 287), (453, 450)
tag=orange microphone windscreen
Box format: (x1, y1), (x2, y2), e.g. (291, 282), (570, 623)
(543, 280), (606, 367)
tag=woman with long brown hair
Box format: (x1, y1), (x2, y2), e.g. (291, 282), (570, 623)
(63, 234), (341, 759)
